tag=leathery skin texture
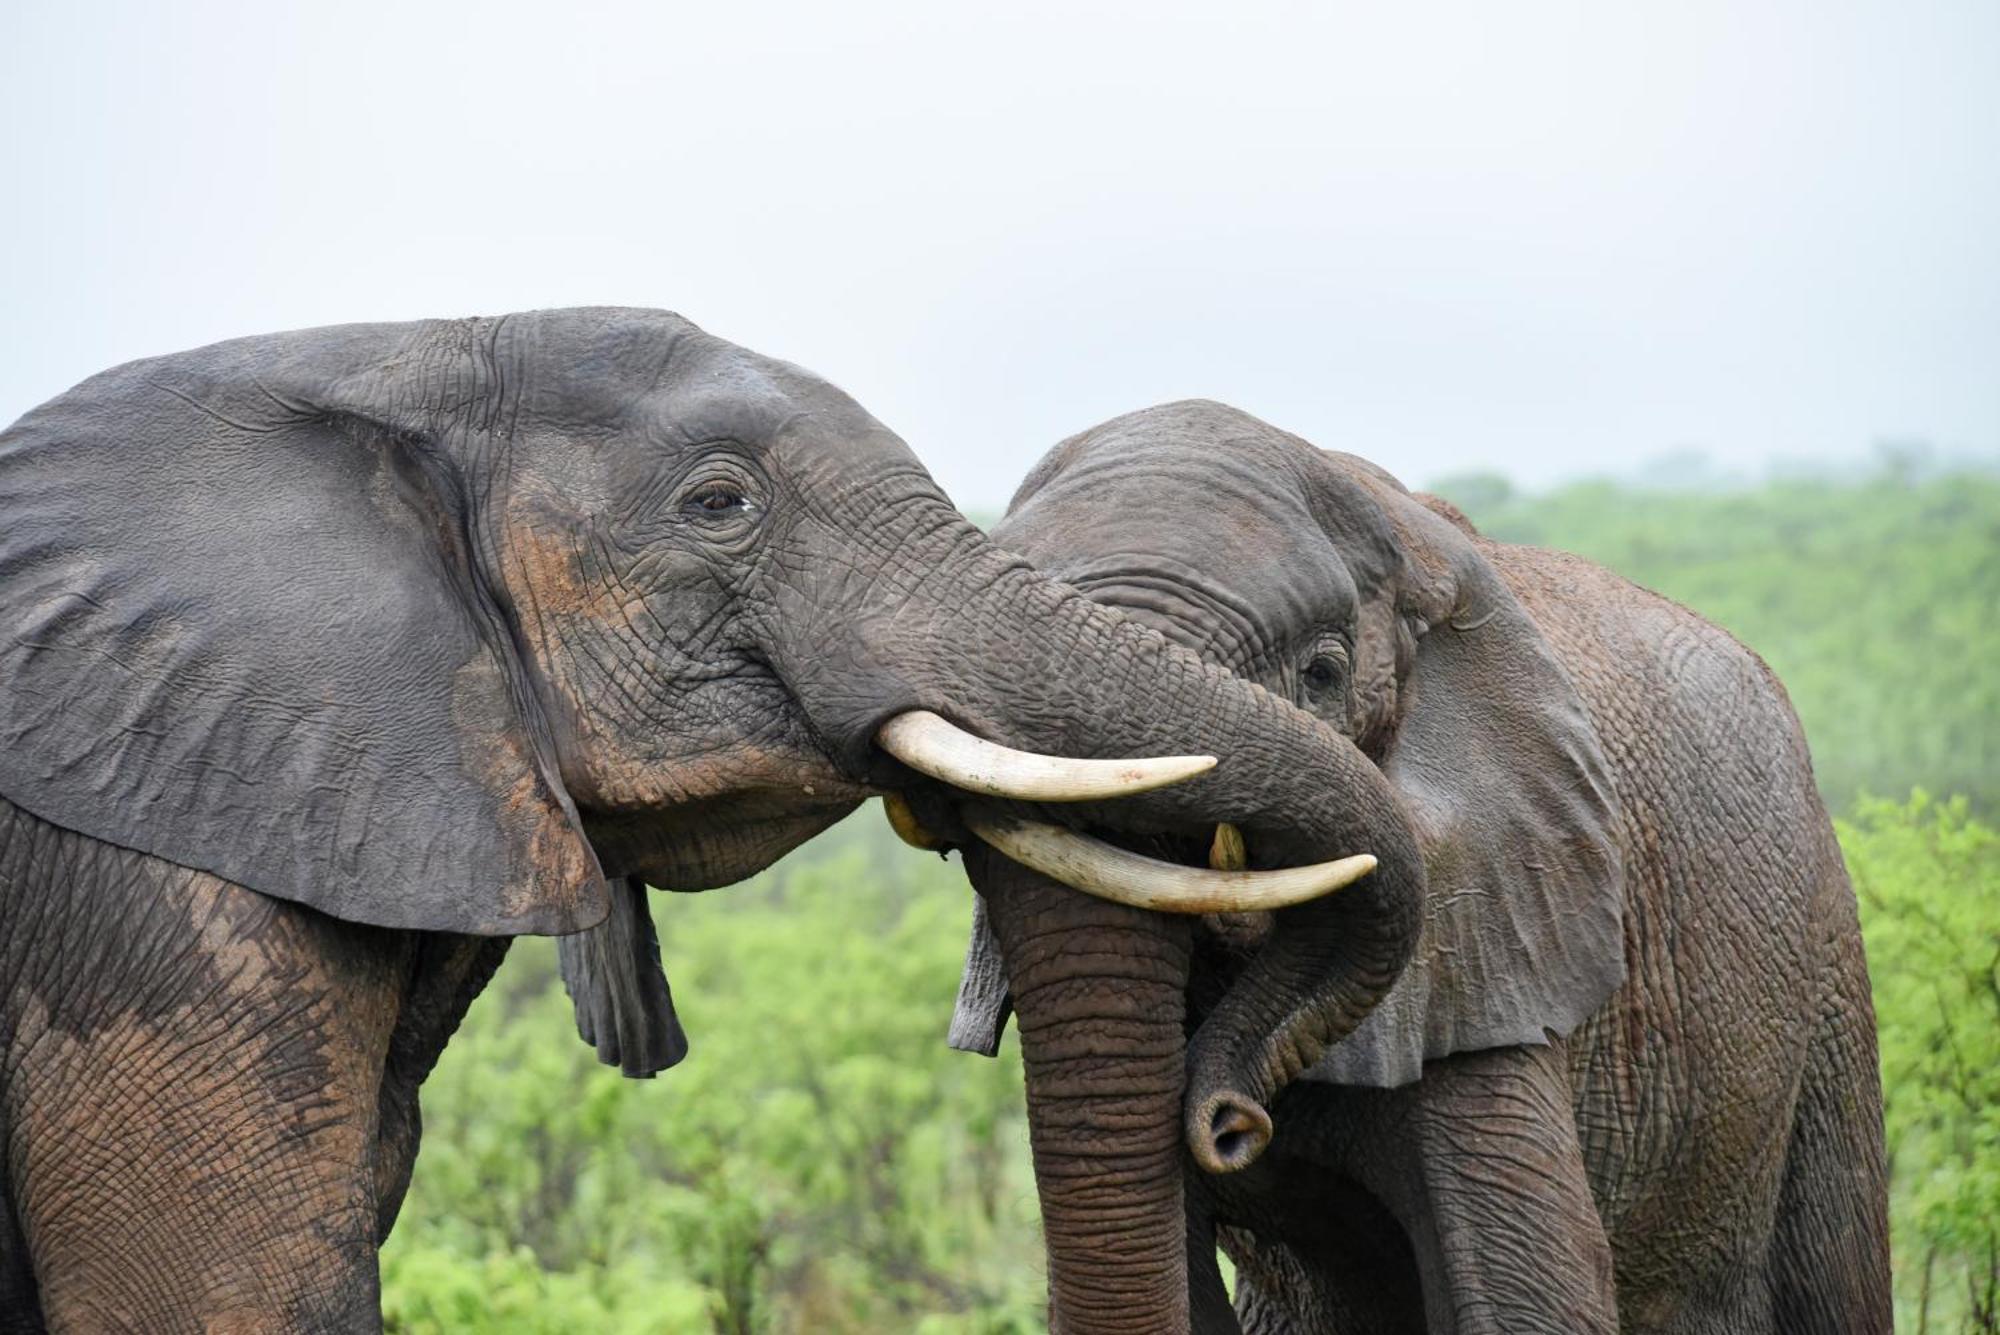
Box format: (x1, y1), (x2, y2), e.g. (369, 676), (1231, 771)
(0, 793), (503, 1332)
(1212, 550), (1887, 1332)
(954, 401), (1890, 1334)
(0, 315), (1404, 1330)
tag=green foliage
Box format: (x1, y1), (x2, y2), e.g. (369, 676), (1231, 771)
(1845, 795), (2000, 1333)
(382, 819), (1047, 1334)
(1438, 467), (2000, 813)
(386, 466), (2000, 1329)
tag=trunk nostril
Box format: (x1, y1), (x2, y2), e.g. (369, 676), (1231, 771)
(1194, 1092), (1273, 1174)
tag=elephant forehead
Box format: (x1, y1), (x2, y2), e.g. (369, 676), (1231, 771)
(490, 311), (857, 447)
(996, 442), (1353, 655)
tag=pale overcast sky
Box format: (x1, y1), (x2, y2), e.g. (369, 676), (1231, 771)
(4, 1), (1995, 508)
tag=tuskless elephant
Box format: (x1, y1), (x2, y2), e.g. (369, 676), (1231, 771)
(0, 318), (1380, 1333)
(942, 401), (1892, 1333)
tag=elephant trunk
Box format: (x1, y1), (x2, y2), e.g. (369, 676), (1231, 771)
(907, 544), (1424, 1171)
(969, 843), (1194, 1335)
(797, 509), (1425, 1163)
(789, 509), (1426, 1319)
(1180, 800), (1419, 1170)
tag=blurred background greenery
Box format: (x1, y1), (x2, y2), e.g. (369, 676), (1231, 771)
(383, 462), (1999, 1333)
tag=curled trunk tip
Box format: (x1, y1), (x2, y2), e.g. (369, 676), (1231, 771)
(1189, 1090), (1273, 1174)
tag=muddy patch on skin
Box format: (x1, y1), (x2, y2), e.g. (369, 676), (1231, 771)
(448, 651), (602, 933)
(1, 815), (403, 1329)
(500, 511), (606, 635)
(488, 491), (860, 834)
(490, 499), (675, 806)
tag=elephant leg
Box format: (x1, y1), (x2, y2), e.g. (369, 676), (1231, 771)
(1203, 1129), (1425, 1334)
(1187, 1202), (1241, 1335)
(1222, 1197), (1426, 1334)
(1768, 928), (1891, 1334)
(0, 1157), (43, 1333)
(1351, 1045), (1619, 1335)
(3, 855), (406, 1333)
(1225, 1231), (1323, 1335)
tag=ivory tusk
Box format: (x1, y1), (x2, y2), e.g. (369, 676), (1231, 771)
(965, 809), (1376, 914)
(876, 710), (1216, 802)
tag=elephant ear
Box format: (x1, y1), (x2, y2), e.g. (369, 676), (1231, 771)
(0, 324), (605, 934)
(560, 877), (689, 1077)
(947, 895), (1012, 1057)
(1306, 466), (1626, 1087)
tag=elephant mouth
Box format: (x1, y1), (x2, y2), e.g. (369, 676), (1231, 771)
(874, 709), (1379, 917)
(589, 786), (870, 889)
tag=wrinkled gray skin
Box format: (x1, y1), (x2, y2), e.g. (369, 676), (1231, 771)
(0, 318), (1393, 1333)
(951, 402), (1891, 1334)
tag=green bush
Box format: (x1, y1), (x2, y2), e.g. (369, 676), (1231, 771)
(383, 819), (1046, 1333)
(1845, 795), (2000, 1333)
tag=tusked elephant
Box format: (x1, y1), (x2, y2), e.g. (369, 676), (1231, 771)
(0, 319), (1386, 1333)
(944, 401), (1892, 1333)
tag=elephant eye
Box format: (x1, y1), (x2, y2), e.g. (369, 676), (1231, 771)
(685, 482), (750, 515)
(1302, 644), (1349, 695)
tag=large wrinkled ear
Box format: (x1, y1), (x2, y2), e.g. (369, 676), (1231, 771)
(560, 877), (688, 1077)
(1306, 462), (1626, 1087)
(0, 325), (605, 934)
(947, 895), (1013, 1057)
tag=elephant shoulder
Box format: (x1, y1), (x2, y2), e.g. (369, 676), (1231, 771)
(0, 790), (400, 1045)
(1310, 537), (1834, 1091)
(1480, 542), (1811, 772)
(1411, 491), (1482, 538)
(1471, 539), (1837, 926)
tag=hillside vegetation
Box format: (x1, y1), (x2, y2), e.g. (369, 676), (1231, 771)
(1438, 466), (2000, 813)
(384, 466), (2000, 1333)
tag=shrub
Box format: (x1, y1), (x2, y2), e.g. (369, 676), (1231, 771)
(1845, 794), (2000, 1332)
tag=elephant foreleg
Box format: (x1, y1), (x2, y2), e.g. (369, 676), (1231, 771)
(1349, 1045), (1619, 1335)
(0, 1156), (43, 1333)
(1769, 916), (1892, 1334)
(3, 851), (405, 1334)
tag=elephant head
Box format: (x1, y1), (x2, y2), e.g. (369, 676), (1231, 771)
(949, 401), (1626, 1331)
(0, 317), (1386, 1059)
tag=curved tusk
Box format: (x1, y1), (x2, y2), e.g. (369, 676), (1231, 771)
(877, 710), (1216, 802)
(964, 809), (1376, 915)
